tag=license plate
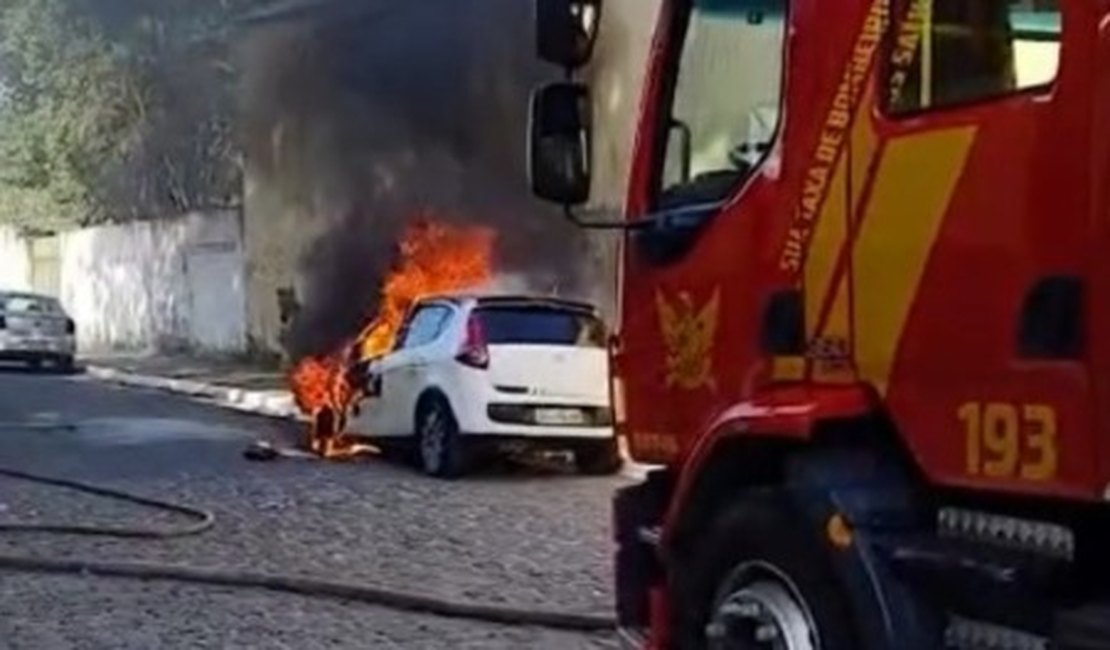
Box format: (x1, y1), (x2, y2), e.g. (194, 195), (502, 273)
(534, 408), (586, 426)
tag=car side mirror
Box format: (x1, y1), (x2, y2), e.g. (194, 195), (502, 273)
(535, 0), (602, 69)
(528, 82), (592, 206)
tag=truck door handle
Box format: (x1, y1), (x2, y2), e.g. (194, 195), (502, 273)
(1017, 276), (1083, 359)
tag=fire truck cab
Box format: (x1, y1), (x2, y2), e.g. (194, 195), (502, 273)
(529, 0), (1110, 648)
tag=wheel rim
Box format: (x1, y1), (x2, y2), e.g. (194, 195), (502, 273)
(705, 561), (820, 650)
(420, 409), (446, 473)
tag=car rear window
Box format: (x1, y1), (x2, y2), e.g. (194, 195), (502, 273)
(3, 296), (61, 314)
(477, 306), (606, 347)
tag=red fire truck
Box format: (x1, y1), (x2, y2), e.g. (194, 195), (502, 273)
(529, 0), (1110, 648)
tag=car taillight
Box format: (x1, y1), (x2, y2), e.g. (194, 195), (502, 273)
(65, 318), (75, 334)
(456, 315), (489, 369)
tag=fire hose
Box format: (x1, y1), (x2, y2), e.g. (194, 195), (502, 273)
(0, 465), (616, 633)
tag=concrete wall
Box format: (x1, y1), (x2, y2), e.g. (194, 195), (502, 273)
(0, 227), (30, 292)
(58, 211), (247, 354)
(242, 169), (328, 357)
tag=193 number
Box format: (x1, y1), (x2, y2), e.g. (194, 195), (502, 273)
(958, 402), (1058, 481)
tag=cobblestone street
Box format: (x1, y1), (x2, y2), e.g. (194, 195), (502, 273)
(0, 368), (626, 649)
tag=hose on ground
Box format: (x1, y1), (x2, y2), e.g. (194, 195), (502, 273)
(0, 465), (616, 633)
(0, 467), (214, 538)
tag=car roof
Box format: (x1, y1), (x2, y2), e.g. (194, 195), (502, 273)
(418, 292), (599, 315)
(0, 291), (58, 302)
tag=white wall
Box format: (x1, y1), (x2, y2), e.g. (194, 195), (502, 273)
(58, 211), (247, 354)
(0, 227), (30, 291)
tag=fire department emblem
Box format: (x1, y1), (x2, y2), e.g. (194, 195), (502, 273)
(655, 288), (720, 391)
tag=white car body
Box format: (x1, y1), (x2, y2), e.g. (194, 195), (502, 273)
(0, 291), (77, 369)
(347, 295), (614, 444)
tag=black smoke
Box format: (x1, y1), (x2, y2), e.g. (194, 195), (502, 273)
(239, 0), (596, 360)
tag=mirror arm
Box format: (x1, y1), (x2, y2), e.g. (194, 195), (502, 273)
(563, 200), (725, 232)
(562, 205), (632, 230)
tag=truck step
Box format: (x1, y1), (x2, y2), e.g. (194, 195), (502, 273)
(945, 616), (1048, 650)
(937, 507), (1074, 561)
(880, 533), (1067, 633)
(1055, 603), (1110, 650)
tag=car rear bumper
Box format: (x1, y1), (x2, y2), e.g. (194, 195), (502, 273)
(460, 424), (615, 440)
(446, 376), (613, 439)
(0, 335), (75, 359)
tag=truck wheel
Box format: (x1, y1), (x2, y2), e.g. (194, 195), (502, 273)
(672, 492), (857, 650)
(574, 438), (622, 475)
(416, 397), (467, 479)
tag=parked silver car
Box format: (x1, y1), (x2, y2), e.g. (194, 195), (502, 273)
(0, 291), (76, 371)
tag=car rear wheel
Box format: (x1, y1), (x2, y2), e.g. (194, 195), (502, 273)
(671, 491), (857, 650)
(416, 397), (468, 479)
(55, 355), (75, 374)
(574, 438), (622, 475)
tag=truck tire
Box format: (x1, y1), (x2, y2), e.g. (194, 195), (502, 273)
(671, 491), (857, 650)
(416, 396), (468, 479)
(574, 438), (622, 475)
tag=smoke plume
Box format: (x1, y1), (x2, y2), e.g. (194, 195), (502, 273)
(239, 0), (599, 360)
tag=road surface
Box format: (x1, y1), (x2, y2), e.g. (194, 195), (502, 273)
(0, 366), (623, 649)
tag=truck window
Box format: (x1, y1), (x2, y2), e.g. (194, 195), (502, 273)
(655, 0), (788, 209)
(886, 0), (1061, 114)
(477, 307), (607, 347)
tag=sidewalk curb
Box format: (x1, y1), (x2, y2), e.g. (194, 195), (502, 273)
(85, 365), (655, 480)
(85, 366), (300, 420)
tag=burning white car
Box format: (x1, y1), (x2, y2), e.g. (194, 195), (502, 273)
(346, 294), (619, 478)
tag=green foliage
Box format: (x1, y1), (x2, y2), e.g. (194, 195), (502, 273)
(0, 0), (251, 232)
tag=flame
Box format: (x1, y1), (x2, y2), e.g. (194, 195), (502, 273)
(288, 218), (495, 458)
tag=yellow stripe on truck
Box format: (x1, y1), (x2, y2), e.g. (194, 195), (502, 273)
(853, 127), (977, 395)
(804, 150), (849, 340)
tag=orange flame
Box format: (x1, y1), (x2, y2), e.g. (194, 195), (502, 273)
(288, 218), (495, 458)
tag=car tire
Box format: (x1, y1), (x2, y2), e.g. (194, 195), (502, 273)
(670, 490), (858, 650)
(55, 355), (75, 375)
(416, 396), (468, 479)
(574, 438), (623, 476)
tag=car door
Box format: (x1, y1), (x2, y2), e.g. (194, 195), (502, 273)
(385, 304), (455, 435)
(354, 304), (453, 437)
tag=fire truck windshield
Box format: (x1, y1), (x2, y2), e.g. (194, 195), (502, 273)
(656, 0), (787, 210)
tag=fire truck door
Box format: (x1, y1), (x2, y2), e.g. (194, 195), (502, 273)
(1089, 2), (1110, 496)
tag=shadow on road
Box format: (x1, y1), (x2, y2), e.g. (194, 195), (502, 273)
(0, 361), (85, 376)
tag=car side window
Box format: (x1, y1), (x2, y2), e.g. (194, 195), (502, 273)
(397, 305), (452, 350)
(425, 306), (454, 341)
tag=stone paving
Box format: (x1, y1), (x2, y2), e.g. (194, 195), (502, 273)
(0, 369), (629, 649)
(0, 575), (617, 649)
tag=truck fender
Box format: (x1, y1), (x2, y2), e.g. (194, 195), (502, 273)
(661, 382), (880, 547)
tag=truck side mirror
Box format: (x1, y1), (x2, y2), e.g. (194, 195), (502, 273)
(528, 82), (592, 206)
(536, 0), (602, 69)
